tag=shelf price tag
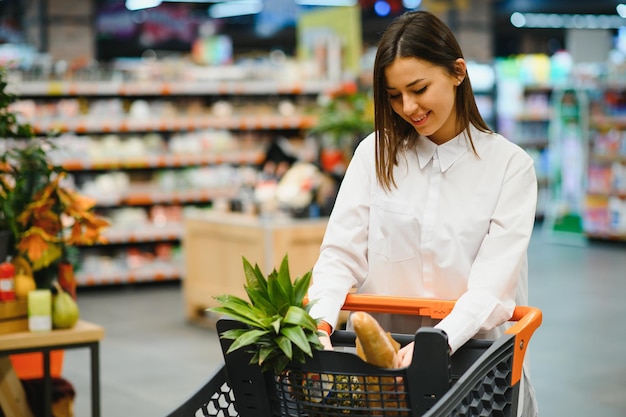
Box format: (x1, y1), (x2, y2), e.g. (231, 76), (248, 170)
(47, 81), (65, 96)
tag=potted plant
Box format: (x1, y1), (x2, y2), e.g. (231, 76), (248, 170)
(0, 66), (109, 292)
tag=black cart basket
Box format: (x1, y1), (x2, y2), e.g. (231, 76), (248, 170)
(167, 294), (542, 417)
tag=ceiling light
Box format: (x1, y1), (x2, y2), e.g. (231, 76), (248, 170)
(208, 0), (262, 19)
(374, 0), (391, 17)
(510, 12), (526, 28)
(511, 13), (626, 29)
(125, 0), (162, 11)
(294, 0), (357, 6)
(402, 0), (422, 9)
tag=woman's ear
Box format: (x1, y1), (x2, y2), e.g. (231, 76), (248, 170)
(454, 58), (467, 85)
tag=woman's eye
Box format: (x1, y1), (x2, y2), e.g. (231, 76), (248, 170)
(414, 86), (427, 94)
(388, 93), (401, 100)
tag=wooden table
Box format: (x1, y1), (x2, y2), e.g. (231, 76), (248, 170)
(0, 320), (105, 417)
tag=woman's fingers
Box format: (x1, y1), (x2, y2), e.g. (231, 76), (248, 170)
(397, 342), (414, 367)
(319, 333), (334, 350)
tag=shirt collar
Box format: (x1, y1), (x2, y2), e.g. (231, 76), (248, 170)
(416, 127), (473, 172)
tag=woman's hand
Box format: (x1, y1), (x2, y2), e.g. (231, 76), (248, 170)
(318, 331), (334, 350)
(397, 341), (414, 367)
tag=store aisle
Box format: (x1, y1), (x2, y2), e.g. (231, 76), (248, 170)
(526, 232), (626, 417)
(61, 283), (222, 417)
(62, 227), (626, 417)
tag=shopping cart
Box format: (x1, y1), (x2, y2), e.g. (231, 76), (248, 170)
(166, 294), (542, 417)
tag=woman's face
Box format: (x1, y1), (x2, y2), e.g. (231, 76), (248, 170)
(384, 56), (465, 144)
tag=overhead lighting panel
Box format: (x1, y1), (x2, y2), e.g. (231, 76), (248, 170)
(510, 12), (626, 29)
(294, 0), (357, 6)
(208, 0), (263, 19)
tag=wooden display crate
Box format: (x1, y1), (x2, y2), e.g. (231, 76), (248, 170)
(183, 212), (328, 327)
(0, 299), (28, 335)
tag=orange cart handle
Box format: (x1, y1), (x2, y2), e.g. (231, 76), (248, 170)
(339, 294), (542, 335)
(505, 305), (543, 385)
(337, 294), (542, 385)
(339, 294), (455, 319)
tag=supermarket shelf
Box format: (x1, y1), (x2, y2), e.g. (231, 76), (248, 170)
(59, 149), (265, 171)
(8, 76), (339, 286)
(92, 187), (237, 207)
(513, 139), (549, 149)
(11, 79), (344, 97)
(97, 224), (183, 245)
(589, 153), (626, 164)
(586, 232), (626, 241)
(591, 114), (626, 128)
(515, 114), (551, 122)
(75, 265), (183, 286)
(586, 191), (626, 198)
(32, 114), (318, 134)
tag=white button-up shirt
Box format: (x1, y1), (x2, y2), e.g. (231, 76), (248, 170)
(308, 125), (538, 353)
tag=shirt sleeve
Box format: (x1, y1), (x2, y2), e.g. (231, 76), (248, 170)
(435, 149), (538, 353)
(307, 136), (375, 329)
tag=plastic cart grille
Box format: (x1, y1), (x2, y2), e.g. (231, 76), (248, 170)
(448, 358), (513, 417)
(205, 381), (237, 417)
(276, 370), (412, 416)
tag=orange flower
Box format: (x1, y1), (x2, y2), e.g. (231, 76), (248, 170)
(32, 213), (62, 236)
(33, 172), (63, 201)
(0, 161), (12, 173)
(58, 187), (97, 218)
(64, 213), (109, 246)
(12, 173), (109, 270)
(17, 198), (56, 226)
(16, 227), (59, 263)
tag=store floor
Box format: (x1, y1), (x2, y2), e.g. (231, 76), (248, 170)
(62, 225), (626, 417)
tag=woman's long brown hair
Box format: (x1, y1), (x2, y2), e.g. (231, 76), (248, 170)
(373, 11), (491, 191)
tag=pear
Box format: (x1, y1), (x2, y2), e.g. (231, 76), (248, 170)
(52, 282), (80, 329)
(14, 273), (37, 299)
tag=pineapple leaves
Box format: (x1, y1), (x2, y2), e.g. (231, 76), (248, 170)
(276, 335), (293, 359)
(211, 295), (268, 328)
(268, 273), (291, 314)
(284, 306), (317, 332)
(227, 329), (271, 354)
(277, 255), (295, 306)
(281, 325), (312, 357)
(257, 346), (275, 365)
(271, 317), (282, 334)
(245, 286), (277, 316)
(210, 254), (322, 375)
(293, 271), (312, 305)
(243, 256), (267, 292)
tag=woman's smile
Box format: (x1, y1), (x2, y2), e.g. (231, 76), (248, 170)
(410, 111), (431, 126)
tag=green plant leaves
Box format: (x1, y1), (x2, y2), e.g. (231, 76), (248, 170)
(281, 325), (312, 357)
(211, 294), (267, 328)
(277, 256), (295, 306)
(284, 306), (317, 332)
(243, 256), (267, 292)
(226, 329), (270, 354)
(293, 271), (312, 305)
(210, 254), (323, 374)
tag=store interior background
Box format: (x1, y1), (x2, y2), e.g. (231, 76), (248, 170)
(2, 0), (626, 416)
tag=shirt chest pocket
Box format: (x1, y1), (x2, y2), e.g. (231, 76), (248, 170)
(369, 197), (419, 262)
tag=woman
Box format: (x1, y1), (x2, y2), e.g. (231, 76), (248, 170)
(307, 10), (538, 417)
